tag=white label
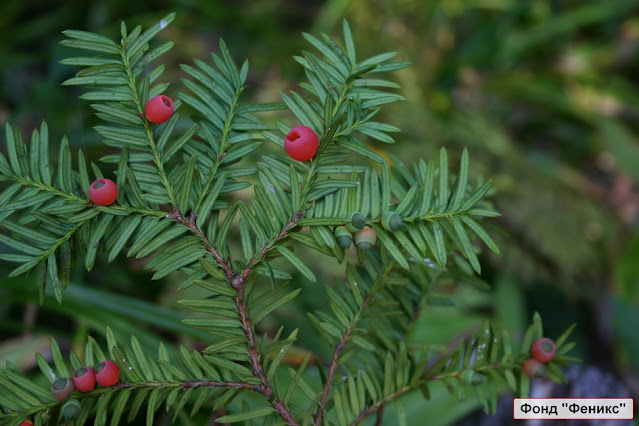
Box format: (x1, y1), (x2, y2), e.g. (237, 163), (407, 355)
(514, 398), (634, 419)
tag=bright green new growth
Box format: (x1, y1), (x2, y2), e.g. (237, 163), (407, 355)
(0, 13), (577, 426)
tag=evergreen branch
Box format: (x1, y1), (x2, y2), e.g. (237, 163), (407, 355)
(233, 286), (298, 425)
(118, 40), (177, 206)
(111, 378), (260, 392)
(425, 360), (515, 383)
(10, 175), (192, 220)
(11, 176), (85, 204)
(177, 156), (321, 424)
(188, 158), (324, 423)
(15, 178), (165, 219)
(240, 107), (345, 278)
(351, 386), (413, 425)
(0, 16), (564, 426)
(168, 207), (299, 424)
(297, 208), (492, 229)
(350, 361), (511, 426)
(403, 209), (498, 224)
(238, 106), (327, 280)
(314, 261), (395, 426)
(187, 62), (248, 225)
(215, 84), (244, 163)
(350, 337), (525, 425)
(0, 378), (262, 422)
(200, 41), (414, 422)
(37, 223), (82, 263)
(241, 209), (305, 280)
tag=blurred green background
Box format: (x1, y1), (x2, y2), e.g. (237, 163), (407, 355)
(1, 0), (639, 424)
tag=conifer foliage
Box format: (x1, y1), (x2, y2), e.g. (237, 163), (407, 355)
(0, 13), (576, 425)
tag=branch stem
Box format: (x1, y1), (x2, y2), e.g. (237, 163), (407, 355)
(351, 360), (514, 424)
(168, 209), (234, 280)
(118, 43), (176, 206)
(314, 261), (395, 426)
(351, 387), (412, 425)
(233, 272), (299, 425)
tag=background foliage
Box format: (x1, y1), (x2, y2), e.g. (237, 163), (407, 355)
(1, 0), (638, 424)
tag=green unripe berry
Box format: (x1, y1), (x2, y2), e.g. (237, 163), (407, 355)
(381, 211), (403, 231)
(346, 211), (366, 233)
(62, 399), (81, 420)
(40, 411), (51, 426)
(354, 227), (377, 251)
(334, 226), (353, 248)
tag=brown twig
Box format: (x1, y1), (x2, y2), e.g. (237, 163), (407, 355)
(242, 209), (305, 280)
(166, 205), (303, 424)
(314, 298), (370, 426)
(235, 286), (268, 388)
(232, 283), (299, 425)
(230, 209), (307, 425)
(351, 387), (412, 425)
(167, 208), (235, 280)
(314, 262), (395, 426)
(169, 180), (310, 424)
(375, 405), (385, 426)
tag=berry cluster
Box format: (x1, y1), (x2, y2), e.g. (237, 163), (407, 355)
(281, 125), (406, 252)
(48, 360), (120, 420)
(523, 337), (557, 379)
(332, 209), (404, 251)
(51, 359), (120, 399)
(333, 212), (376, 251)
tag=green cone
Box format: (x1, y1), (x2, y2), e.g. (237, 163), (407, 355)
(346, 211), (366, 232)
(63, 399), (81, 420)
(334, 226), (353, 248)
(381, 211), (403, 231)
(354, 227), (377, 251)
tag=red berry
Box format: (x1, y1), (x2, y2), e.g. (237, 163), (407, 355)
(284, 126), (319, 161)
(96, 360), (120, 387)
(73, 366), (96, 392)
(145, 95), (174, 123)
(19, 419), (33, 425)
(51, 377), (75, 401)
(523, 358), (546, 379)
(531, 337), (556, 363)
(89, 178), (118, 205)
